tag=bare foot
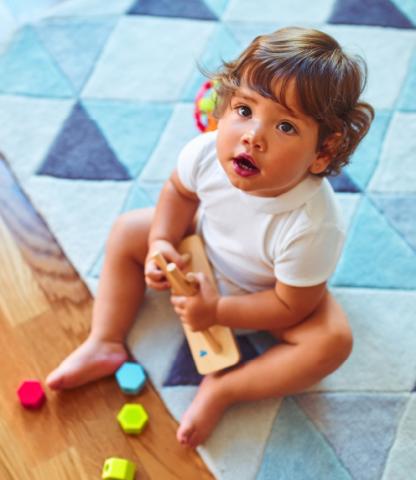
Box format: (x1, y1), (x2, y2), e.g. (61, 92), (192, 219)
(46, 336), (128, 390)
(177, 374), (232, 448)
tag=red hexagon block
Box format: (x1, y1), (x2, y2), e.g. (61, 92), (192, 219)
(17, 380), (46, 409)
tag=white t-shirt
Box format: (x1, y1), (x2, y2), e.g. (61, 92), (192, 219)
(177, 131), (346, 295)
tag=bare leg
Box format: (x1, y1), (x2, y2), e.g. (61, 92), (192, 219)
(177, 292), (353, 447)
(47, 208), (155, 390)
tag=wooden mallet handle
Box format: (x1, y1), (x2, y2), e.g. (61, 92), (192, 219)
(151, 251), (222, 354)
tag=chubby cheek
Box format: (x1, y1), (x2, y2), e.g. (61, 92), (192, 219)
(215, 134), (226, 166)
(216, 119), (241, 158)
(216, 123), (232, 162)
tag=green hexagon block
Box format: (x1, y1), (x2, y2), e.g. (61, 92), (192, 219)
(117, 403), (149, 435)
(102, 457), (135, 480)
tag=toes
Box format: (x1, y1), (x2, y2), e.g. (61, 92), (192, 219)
(178, 428), (200, 449)
(178, 435), (188, 446)
(48, 380), (61, 390)
(46, 345), (128, 390)
(187, 430), (200, 449)
(177, 429), (190, 446)
(177, 421), (194, 446)
(176, 421), (204, 448)
(46, 371), (63, 390)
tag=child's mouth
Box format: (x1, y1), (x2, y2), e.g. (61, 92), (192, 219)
(232, 154), (260, 177)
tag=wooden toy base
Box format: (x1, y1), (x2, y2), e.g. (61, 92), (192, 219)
(177, 235), (241, 375)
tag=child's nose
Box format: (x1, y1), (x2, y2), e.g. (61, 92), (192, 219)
(241, 128), (265, 151)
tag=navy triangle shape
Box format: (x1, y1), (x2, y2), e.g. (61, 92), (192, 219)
(128, 0), (218, 21)
(328, 0), (415, 29)
(38, 102), (131, 181)
(163, 338), (203, 387)
(163, 335), (258, 387)
(328, 171), (361, 193)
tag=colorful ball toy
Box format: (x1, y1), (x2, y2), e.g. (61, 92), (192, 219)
(194, 80), (218, 133)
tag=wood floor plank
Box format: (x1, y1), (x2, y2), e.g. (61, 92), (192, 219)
(32, 448), (90, 480)
(0, 155), (214, 479)
(0, 417), (31, 480)
(0, 216), (50, 326)
(0, 158), (90, 305)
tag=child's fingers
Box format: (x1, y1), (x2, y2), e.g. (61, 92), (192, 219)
(173, 305), (183, 316)
(170, 295), (186, 308)
(145, 248), (191, 291)
(145, 259), (168, 282)
(146, 268), (165, 281)
(145, 277), (170, 290)
(149, 241), (191, 271)
(144, 261), (170, 289)
(170, 295), (188, 316)
(164, 249), (191, 270)
(178, 252), (192, 268)
(144, 258), (158, 276)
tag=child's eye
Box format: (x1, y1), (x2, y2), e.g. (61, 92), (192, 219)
(236, 105), (251, 117)
(277, 122), (296, 134)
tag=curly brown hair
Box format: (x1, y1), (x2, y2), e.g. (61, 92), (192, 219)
(209, 27), (375, 177)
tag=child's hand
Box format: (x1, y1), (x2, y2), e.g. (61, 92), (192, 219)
(145, 240), (190, 291)
(170, 272), (219, 331)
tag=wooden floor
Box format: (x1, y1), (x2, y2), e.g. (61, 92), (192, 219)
(0, 155), (214, 480)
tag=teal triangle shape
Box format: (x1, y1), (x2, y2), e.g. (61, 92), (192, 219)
(83, 100), (173, 178)
(123, 181), (155, 212)
(397, 51), (416, 112)
(257, 398), (351, 480)
(296, 393), (408, 480)
(0, 26), (73, 97)
(371, 193), (416, 253)
(181, 24), (240, 101)
(332, 196), (416, 289)
(34, 17), (117, 92)
(391, 0), (416, 25)
(345, 111), (391, 191)
(139, 182), (164, 204)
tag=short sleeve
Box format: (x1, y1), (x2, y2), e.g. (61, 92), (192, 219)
(176, 134), (209, 193)
(274, 224), (345, 287)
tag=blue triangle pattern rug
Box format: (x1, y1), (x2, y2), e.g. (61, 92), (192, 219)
(1, 0), (415, 478)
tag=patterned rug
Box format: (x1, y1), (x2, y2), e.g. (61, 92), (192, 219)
(1, 0), (415, 478)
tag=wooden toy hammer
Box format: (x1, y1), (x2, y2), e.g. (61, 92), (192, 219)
(151, 251), (222, 354)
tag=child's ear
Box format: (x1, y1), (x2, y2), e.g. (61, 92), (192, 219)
(309, 132), (342, 174)
(309, 157), (330, 174)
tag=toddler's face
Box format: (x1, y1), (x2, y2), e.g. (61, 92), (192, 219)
(216, 78), (329, 197)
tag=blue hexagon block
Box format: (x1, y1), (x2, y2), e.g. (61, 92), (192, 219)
(115, 361), (147, 395)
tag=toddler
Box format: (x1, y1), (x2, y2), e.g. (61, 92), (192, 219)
(47, 27), (374, 448)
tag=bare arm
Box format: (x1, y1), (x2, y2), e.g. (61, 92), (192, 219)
(148, 170), (200, 248)
(216, 281), (327, 331)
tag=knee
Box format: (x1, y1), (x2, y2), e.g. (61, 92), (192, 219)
(107, 212), (145, 257)
(331, 324), (353, 363)
(108, 213), (132, 246)
(106, 210), (151, 263)
(318, 322), (353, 371)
